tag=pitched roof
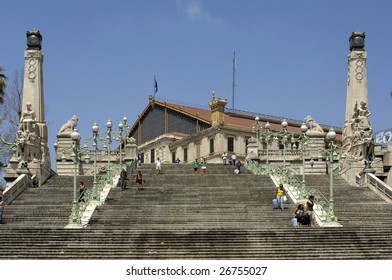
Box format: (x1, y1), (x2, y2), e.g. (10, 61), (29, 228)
(128, 97), (342, 139)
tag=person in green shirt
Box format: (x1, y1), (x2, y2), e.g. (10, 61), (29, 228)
(193, 158), (199, 174)
(201, 158), (207, 175)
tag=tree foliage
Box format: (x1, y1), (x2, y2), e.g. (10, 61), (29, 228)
(0, 67), (7, 104)
(0, 69), (23, 166)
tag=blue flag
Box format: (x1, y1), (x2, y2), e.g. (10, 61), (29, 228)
(154, 76), (158, 94)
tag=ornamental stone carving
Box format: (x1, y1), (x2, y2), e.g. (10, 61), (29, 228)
(58, 115), (79, 135)
(304, 116), (325, 136)
(342, 101), (374, 162)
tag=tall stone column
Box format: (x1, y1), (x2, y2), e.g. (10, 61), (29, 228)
(17, 29), (51, 182)
(341, 31), (382, 184)
(345, 31), (368, 122)
(22, 30), (45, 123)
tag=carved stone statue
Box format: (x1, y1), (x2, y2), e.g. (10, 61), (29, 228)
(20, 102), (37, 123)
(304, 116), (325, 136)
(58, 115), (79, 135)
(353, 101), (371, 131)
(342, 101), (374, 162)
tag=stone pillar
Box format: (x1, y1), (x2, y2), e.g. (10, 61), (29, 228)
(124, 137), (137, 164)
(55, 116), (79, 175)
(23, 50), (45, 122)
(340, 31), (384, 185)
(5, 29), (51, 182)
(345, 32), (368, 123)
(246, 137), (259, 160)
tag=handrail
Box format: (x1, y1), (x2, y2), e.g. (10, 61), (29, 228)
(358, 172), (392, 202)
(246, 158), (262, 175)
(265, 161), (336, 225)
(76, 163), (122, 224)
(126, 159), (137, 177)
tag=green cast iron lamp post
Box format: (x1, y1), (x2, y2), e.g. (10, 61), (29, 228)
(259, 121), (272, 175)
(326, 128), (337, 223)
(298, 122), (309, 198)
(280, 119), (290, 183)
(68, 128), (82, 226)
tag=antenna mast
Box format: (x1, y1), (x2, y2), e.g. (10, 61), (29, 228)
(232, 51), (236, 110)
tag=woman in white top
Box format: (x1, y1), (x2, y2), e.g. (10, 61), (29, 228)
(156, 157), (161, 174)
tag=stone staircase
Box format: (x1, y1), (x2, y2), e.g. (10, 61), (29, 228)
(306, 175), (392, 228)
(89, 164), (287, 230)
(0, 163), (392, 259)
(2, 175), (95, 228)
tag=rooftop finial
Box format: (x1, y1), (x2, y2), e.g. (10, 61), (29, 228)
(26, 29), (42, 50)
(349, 31), (365, 51)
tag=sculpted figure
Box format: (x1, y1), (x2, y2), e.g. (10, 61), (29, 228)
(343, 100), (374, 161)
(58, 115), (79, 135)
(355, 101), (371, 131)
(304, 116), (325, 135)
(19, 102), (37, 131)
(20, 102), (37, 123)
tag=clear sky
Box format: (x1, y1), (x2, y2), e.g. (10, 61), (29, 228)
(1, 0), (391, 163)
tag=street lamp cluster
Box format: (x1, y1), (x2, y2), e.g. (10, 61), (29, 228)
(54, 116), (131, 227)
(112, 116), (131, 167)
(254, 116), (346, 225)
(256, 117), (310, 194)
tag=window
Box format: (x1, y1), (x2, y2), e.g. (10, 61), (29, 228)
(228, 137), (234, 152)
(172, 152), (176, 163)
(140, 153), (144, 164)
(150, 148), (155, 163)
(183, 148), (188, 162)
(210, 138), (214, 154)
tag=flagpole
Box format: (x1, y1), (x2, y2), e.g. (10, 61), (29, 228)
(232, 51), (236, 110)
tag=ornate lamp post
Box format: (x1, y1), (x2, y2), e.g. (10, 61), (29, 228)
(252, 116), (261, 141)
(295, 123), (309, 198)
(113, 116), (132, 167)
(326, 128), (338, 223)
(0, 135), (20, 165)
(53, 141), (58, 172)
(260, 121), (272, 175)
(68, 128), (81, 226)
(280, 119), (290, 183)
(117, 121), (124, 166)
(106, 119), (112, 171)
(82, 122), (100, 201)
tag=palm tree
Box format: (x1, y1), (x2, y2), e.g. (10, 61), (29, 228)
(0, 67), (7, 104)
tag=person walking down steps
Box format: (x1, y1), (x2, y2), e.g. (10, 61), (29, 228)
(134, 170), (145, 191)
(201, 157), (207, 175)
(275, 184), (286, 210)
(156, 157), (161, 174)
(193, 158), (199, 174)
(119, 168), (128, 190)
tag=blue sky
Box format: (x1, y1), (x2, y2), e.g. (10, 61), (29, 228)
(1, 0), (391, 163)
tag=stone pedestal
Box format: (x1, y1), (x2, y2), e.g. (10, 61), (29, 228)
(340, 160), (367, 186)
(124, 137), (137, 164)
(246, 137), (259, 161)
(307, 136), (326, 160)
(56, 135), (73, 161)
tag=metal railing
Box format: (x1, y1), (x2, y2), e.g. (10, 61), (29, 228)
(247, 160), (336, 225)
(246, 158), (262, 175)
(357, 172), (392, 201)
(76, 163), (122, 222)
